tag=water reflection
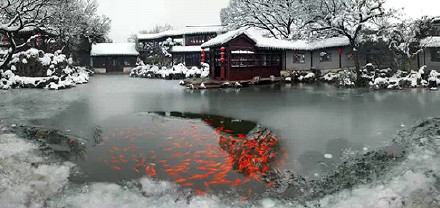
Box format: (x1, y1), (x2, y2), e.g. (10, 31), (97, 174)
(71, 112), (287, 196)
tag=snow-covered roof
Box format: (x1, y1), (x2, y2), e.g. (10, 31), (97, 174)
(137, 26), (226, 41)
(17, 26), (57, 36)
(170, 46), (205, 53)
(420, 36), (440, 48)
(201, 28), (350, 51)
(91, 43), (139, 56)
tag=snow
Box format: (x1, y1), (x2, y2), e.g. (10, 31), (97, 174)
(304, 73), (315, 79)
(201, 28), (350, 51)
(0, 134), (74, 208)
(324, 154), (333, 159)
(374, 77), (389, 85)
(130, 63), (209, 80)
(170, 46), (205, 53)
(137, 25), (226, 41)
(91, 43), (139, 56)
(420, 36), (440, 48)
(231, 50), (255, 54)
(322, 72), (340, 82)
(1, 48), (91, 90)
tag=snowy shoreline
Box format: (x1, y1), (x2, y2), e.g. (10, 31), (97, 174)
(1, 116), (440, 207)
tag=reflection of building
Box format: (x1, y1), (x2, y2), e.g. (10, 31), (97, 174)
(90, 43), (139, 73)
(136, 26), (226, 67)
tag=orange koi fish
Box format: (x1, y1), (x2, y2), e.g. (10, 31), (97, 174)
(231, 179), (241, 186)
(182, 183), (194, 187)
(112, 166), (121, 170)
(174, 178), (186, 183)
(187, 174), (207, 180)
(237, 134), (247, 139)
(195, 189), (207, 195)
(266, 181), (274, 187)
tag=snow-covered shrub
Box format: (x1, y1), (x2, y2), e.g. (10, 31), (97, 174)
(288, 70), (316, 83)
(337, 70), (356, 87)
(373, 77), (389, 89)
(0, 48), (91, 90)
(130, 63), (209, 80)
(321, 72), (340, 83)
(200, 63), (210, 78)
(427, 70), (440, 87)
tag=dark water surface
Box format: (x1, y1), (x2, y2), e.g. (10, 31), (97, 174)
(1, 74), (440, 182)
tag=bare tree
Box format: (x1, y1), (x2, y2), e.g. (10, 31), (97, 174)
(0, 0), (52, 69)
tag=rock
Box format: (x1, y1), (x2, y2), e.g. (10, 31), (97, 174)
(234, 82), (242, 88)
(10, 125), (87, 160)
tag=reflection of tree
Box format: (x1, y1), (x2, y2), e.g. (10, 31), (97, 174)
(152, 111), (258, 135)
(92, 125), (103, 146)
(218, 127), (282, 177)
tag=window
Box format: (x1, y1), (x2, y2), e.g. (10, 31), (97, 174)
(319, 51), (331, 62)
(230, 54), (280, 68)
(186, 35), (206, 45)
(431, 48), (440, 62)
(293, 53), (306, 63)
(231, 54), (255, 67)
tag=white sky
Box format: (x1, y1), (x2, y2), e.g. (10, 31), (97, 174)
(95, 0), (439, 42)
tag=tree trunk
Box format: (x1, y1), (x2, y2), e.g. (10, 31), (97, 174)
(352, 44), (362, 86)
(0, 33), (16, 70)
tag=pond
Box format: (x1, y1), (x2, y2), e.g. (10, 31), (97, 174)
(1, 75), (440, 207)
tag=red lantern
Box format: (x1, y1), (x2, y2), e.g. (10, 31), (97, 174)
(201, 50), (205, 54)
(220, 47), (225, 52)
(338, 47), (342, 55)
(201, 53), (206, 58)
(220, 57), (225, 62)
(201, 58), (205, 62)
(220, 52), (225, 56)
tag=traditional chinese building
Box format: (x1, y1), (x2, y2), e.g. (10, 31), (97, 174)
(90, 43), (139, 73)
(136, 25), (226, 67)
(201, 28), (367, 81)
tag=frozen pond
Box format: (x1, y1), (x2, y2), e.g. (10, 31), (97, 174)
(1, 75), (440, 207)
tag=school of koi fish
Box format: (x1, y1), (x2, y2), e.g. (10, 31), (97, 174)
(94, 113), (287, 197)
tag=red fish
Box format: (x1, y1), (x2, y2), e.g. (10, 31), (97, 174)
(112, 166), (121, 170)
(195, 189), (206, 195)
(174, 178), (186, 183)
(237, 134), (247, 139)
(266, 181), (274, 187)
(182, 183), (194, 187)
